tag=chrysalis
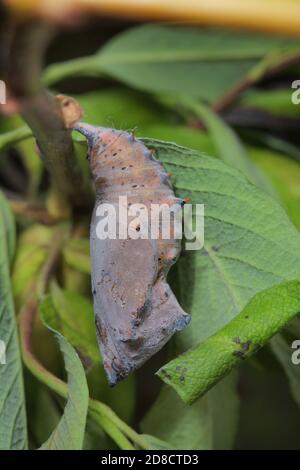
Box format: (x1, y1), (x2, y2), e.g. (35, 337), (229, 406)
(74, 123), (190, 385)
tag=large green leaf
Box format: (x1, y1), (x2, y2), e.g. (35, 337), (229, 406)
(142, 125), (300, 233)
(143, 139), (300, 348)
(158, 281), (300, 404)
(0, 192), (27, 449)
(38, 315), (89, 450)
(43, 25), (299, 102)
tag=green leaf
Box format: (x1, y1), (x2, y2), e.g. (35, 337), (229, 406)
(140, 127), (300, 233)
(143, 139), (300, 348)
(38, 328), (89, 449)
(142, 138), (300, 413)
(158, 281), (300, 404)
(178, 98), (274, 194)
(40, 288), (100, 364)
(0, 192), (27, 449)
(0, 191), (16, 263)
(43, 25), (300, 103)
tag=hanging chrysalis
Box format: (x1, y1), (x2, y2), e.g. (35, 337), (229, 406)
(74, 123), (190, 385)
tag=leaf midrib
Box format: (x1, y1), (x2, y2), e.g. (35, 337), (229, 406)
(98, 50), (263, 65)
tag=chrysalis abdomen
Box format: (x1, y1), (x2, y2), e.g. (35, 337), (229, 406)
(75, 123), (190, 385)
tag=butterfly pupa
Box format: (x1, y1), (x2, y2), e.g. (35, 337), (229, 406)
(74, 123), (190, 385)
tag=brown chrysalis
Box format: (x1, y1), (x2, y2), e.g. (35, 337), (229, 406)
(74, 123), (190, 385)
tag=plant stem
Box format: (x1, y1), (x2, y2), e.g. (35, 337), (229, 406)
(213, 51), (300, 113)
(6, 20), (92, 213)
(43, 56), (97, 86)
(0, 126), (32, 151)
(8, 199), (58, 225)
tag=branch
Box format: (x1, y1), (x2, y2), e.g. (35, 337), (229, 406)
(213, 51), (300, 113)
(6, 20), (92, 212)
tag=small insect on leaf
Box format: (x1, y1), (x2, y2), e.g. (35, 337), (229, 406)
(74, 122), (190, 385)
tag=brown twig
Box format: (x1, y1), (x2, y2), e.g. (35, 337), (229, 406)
(213, 51), (300, 114)
(9, 199), (58, 225)
(5, 20), (92, 213)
